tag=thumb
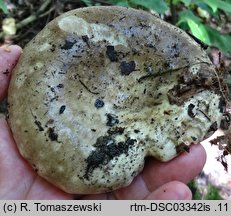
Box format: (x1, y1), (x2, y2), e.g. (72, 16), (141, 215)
(0, 45), (22, 100)
(144, 181), (192, 200)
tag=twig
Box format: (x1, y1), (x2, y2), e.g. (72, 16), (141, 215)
(0, 0), (53, 40)
(137, 62), (212, 82)
(213, 68), (229, 105)
(37, 0), (52, 14)
(79, 79), (99, 95)
(170, 0), (177, 24)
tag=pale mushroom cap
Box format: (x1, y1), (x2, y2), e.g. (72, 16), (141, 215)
(8, 6), (225, 194)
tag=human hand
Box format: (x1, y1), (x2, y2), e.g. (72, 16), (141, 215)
(0, 45), (206, 200)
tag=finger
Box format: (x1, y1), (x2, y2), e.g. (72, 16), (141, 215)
(83, 175), (150, 200)
(0, 118), (73, 199)
(0, 118), (35, 199)
(82, 193), (108, 200)
(113, 175), (150, 200)
(144, 181), (192, 200)
(0, 45), (22, 100)
(83, 180), (192, 200)
(82, 175), (149, 200)
(143, 144), (206, 192)
(113, 144), (205, 199)
(25, 175), (73, 200)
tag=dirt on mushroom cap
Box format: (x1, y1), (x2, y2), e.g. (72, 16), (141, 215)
(7, 6), (230, 194)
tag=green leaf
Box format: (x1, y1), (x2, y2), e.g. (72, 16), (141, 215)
(181, 0), (192, 6)
(205, 183), (223, 200)
(109, 0), (130, 7)
(131, 0), (168, 13)
(0, 0), (8, 14)
(172, 0), (181, 4)
(177, 10), (201, 25)
(173, 0), (192, 5)
(204, 25), (231, 55)
(223, 0), (231, 15)
(200, 0), (231, 13)
(215, 0), (231, 13)
(81, 0), (93, 6)
(195, 2), (218, 17)
(178, 10), (211, 47)
(187, 19), (210, 44)
(201, 0), (218, 12)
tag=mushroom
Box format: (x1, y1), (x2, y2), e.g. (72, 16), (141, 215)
(7, 6), (229, 194)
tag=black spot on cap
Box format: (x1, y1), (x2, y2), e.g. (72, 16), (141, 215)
(59, 105), (66, 114)
(34, 120), (44, 131)
(108, 127), (125, 135)
(188, 103), (195, 118)
(48, 128), (58, 141)
(57, 84), (64, 88)
(120, 61), (136, 76)
(61, 39), (76, 50)
(95, 99), (104, 109)
(84, 137), (136, 179)
(82, 35), (90, 48)
(106, 113), (119, 127)
(208, 121), (218, 133)
(134, 129), (140, 133)
(106, 46), (118, 62)
(191, 136), (197, 141)
(218, 97), (226, 113)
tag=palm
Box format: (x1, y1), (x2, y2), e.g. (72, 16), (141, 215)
(0, 45), (206, 200)
(0, 119), (72, 199)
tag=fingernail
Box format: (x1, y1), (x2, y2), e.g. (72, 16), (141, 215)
(0, 45), (22, 53)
